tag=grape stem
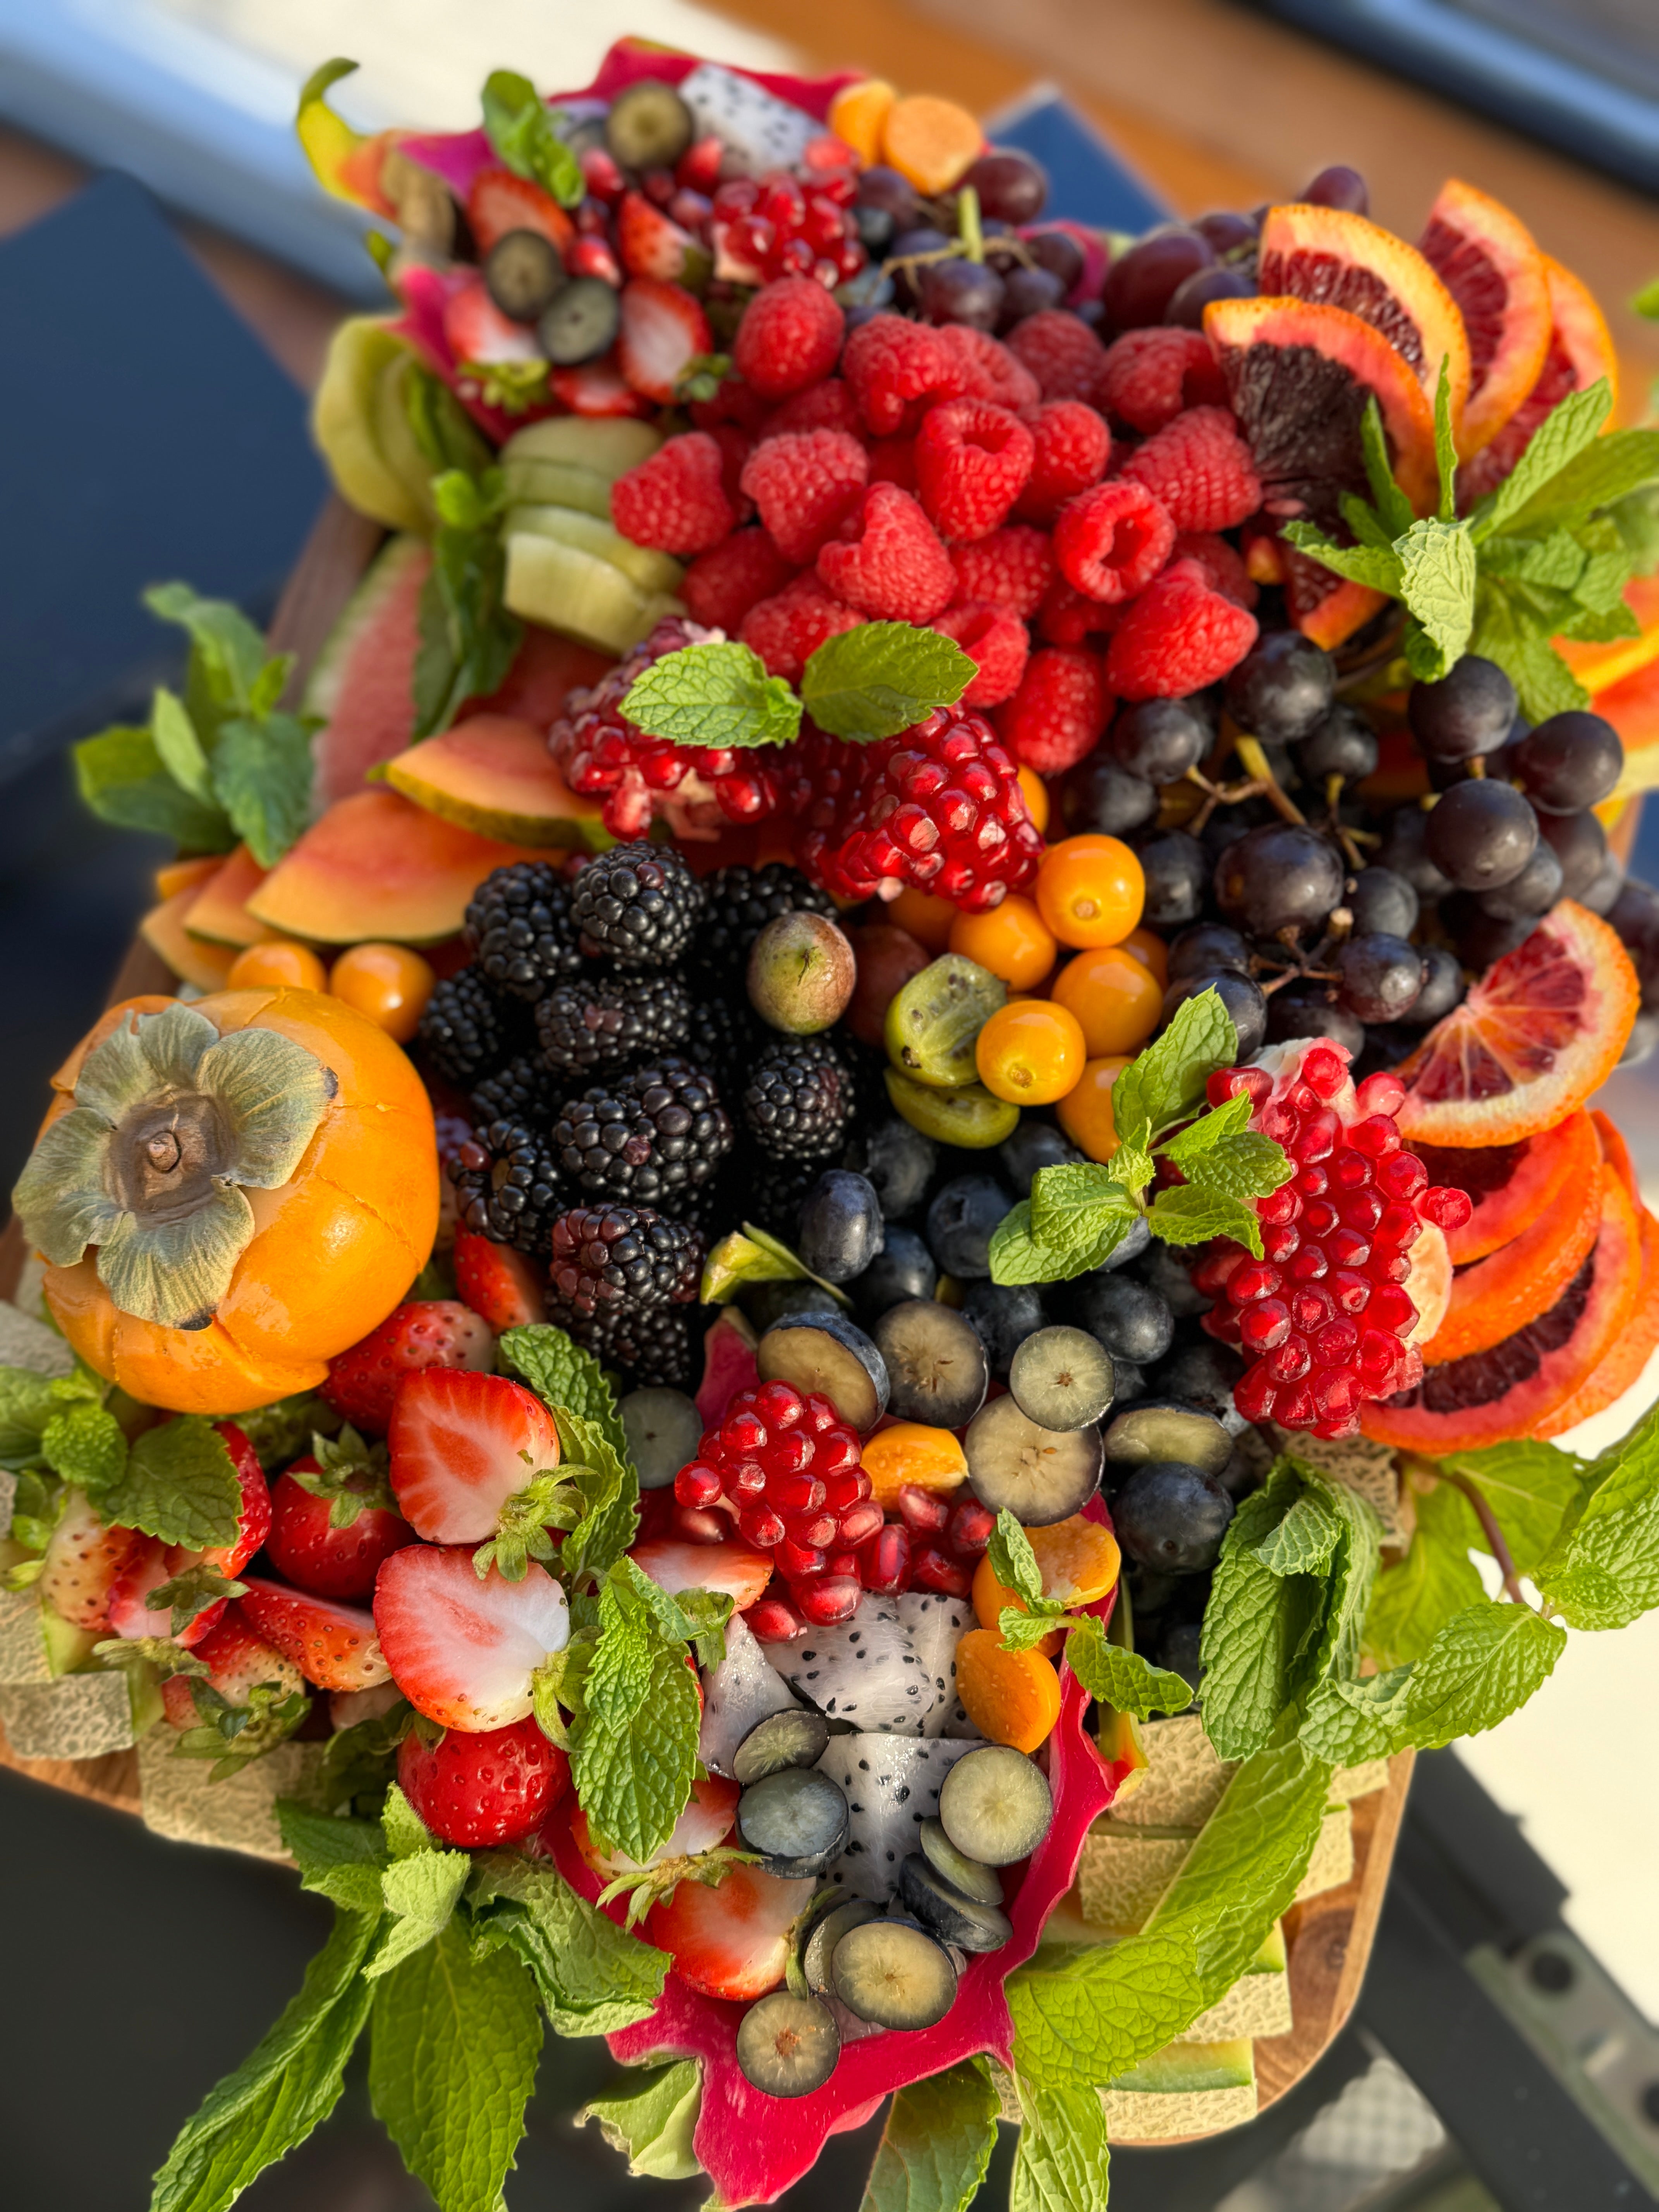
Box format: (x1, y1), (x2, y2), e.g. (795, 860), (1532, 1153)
(1439, 1467), (1531, 1608)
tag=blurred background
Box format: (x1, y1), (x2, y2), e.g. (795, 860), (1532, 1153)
(2, 3), (1659, 2208)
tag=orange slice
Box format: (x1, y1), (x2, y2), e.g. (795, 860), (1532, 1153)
(1412, 1107), (1601, 1265)
(1418, 177), (1551, 459)
(1460, 257), (1618, 504)
(1419, 1122), (1604, 1365)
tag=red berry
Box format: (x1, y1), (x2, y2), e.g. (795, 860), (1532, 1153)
(1015, 399), (1112, 524)
(1053, 479), (1175, 603)
(738, 575), (864, 681)
(747, 1592), (807, 1641)
(795, 1574), (861, 1626)
(266, 1463), (415, 1602)
(1119, 407), (1261, 533)
(675, 1505), (731, 1542)
(910, 1546), (972, 1598)
(836, 1500), (886, 1547)
(915, 399), (1034, 542)
(1096, 328), (1228, 433)
(936, 324), (1041, 411)
(816, 483), (957, 622)
(1006, 308), (1108, 402)
(611, 431), (736, 555)
(398, 1717), (568, 1849)
(933, 600), (1031, 706)
(946, 1500), (996, 1555)
(761, 378), (863, 440)
(950, 524), (1056, 619)
(867, 434), (919, 494)
(994, 646), (1112, 775)
(676, 1463), (725, 1508)
(842, 313), (968, 434)
(733, 276), (845, 399)
(680, 529), (799, 632)
(1104, 558), (1260, 701)
(322, 1300), (495, 1437)
(861, 1522), (912, 1593)
(739, 429), (869, 563)
(1171, 530), (1258, 609)
(895, 1483), (951, 1535)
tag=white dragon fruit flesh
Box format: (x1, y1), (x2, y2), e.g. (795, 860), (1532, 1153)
(898, 1590), (983, 1741)
(776, 1602), (932, 1733)
(678, 62), (817, 173)
(698, 1612), (799, 1778)
(815, 1733), (979, 1901)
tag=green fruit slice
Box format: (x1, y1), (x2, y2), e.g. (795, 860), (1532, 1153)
(500, 416), (662, 479)
(504, 503), (684, 596)
(501, 457), (616, 519)
(885, 1067), (1019, 1149)
(885, 955), (1006, 1087)
(311, 318), (429, 534)
(503, 534), (675, 655)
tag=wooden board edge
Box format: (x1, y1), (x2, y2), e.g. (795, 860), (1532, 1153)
(0, 1714), (142, 1818)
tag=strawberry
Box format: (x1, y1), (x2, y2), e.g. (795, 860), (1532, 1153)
(388, 1370), (559, 1546)
(265, 1436), (416, 1602)
(466, 165), (575, 256)
(572, 1772), (738, 1879)
(36, 1490), (141, 1631)
(644, 1858), (816, 2000)
(397, 1716), (569, 1847)
(322, 1299), (495, 1436)
(201, 1422), (271, 1577)
(237, 1577), (391, 1692)
(453, 1231), (546, 1332)
(373, 1544), (570, 1731)
(443, 274), (544, 364)
(551, 357), (655, 419)
(617, 278), (714, 406)
(676, 136), (725, 197)
(567, 235), (623, 287)
(628, 1536), (775, 1611)
(616, 191), (712, 286)
(160, 1602), (306, 1728)
(104, 1422), (270, 1647)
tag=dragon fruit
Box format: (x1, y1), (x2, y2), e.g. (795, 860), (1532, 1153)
(815, 1733), (978, 1901)
(699, 1613), (799, 1777)
(679, 62), (819, 172)
(776, 1602), (932, 1733)
(898, 1591), (982, 1740)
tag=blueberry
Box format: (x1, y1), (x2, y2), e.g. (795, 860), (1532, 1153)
(852, 1224), (938, 1319)
(797, 1170), (883, 1283)
(926, 1175), (1013, 1278)
(1113, 1460), (1234, 1573)
(998, 1120), (1084, 1198)
(855, 1118), (937, 1220)
(959, 1278), (1047, 1375)
(1154, 1339), (1246, 1432)
(1137, 1240), (1209, 1317)
(1158, 1620), (1205, 1690)
(1059, 752), (1159, 837)
(1070, 1273), (1175, 1365)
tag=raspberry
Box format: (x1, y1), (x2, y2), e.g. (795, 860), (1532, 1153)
(933, 601), (1031, 707)
(935, 324), (1041, 412)
(739, 429), (869, 563)
(759, 378), (862, 441)
(679, 529), (798, 632)
(1171, 531), (1258, 608)
(1053, 479), (1176, 603)
(914, 400), (1034, 542)
(690, 375), (771, 434)
(738, 574), (864, 681)
(993, 647), (1112, 775)
(867, 436), (919, 494)
(705, 422), (755, 520)
(733, 275), (845, 400)
(816, 483), (956, 622)
(1119, 406), (1261, 532)
(610, 432), (736, 555)
(1096, 328), (1229, 433)
(949, 525), (1055, 619)
(1036, 577), (1115, 647)
(1006, 308), (1109, 402)
(842, 313), (968, 434)
(1104, 558), (1260, 699)
(1014, 400), (1111, 524)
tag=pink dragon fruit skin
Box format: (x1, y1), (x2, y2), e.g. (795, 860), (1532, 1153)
(553, 1665), (1130, 2207)
(386, 262), (554, 444)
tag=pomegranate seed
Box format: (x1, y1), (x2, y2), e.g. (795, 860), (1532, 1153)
(726, 1462), (767, 1503)
(754, 1381), (804, 1429)
(1240, 1298), (1291, 1352)
(1329, 1269), (1371, 1314)
(824, 1470), (872, 1512)
(1422, 1185), (1473, 1230)
(1357, 1072), (1407, 1117)
(837, 1501), (886, 1548)
(947, 1500), (996, 1556)
(1329, 1226), (1371, 1269)
(763, 1432), (814, 1477)
(1259, 1185), (1302, 1226)
(1296, 1164), (1329, 1197)
(768, 1472), (826, 1513)
(795, 1575), (861, 1626)
(1193, 1244), (1247, 1295)
(1289, 1245), (1329, 1281)
(1293, 1108), (1341, 1162)
(803, 1395), (839, 1430)
(815, 1430), (862, 1474)
(747, 1594), (806, 1641)
(1369, 1283), (1417, 1334)
(1203, 1305), (1243, 1345)
(739, 1505), (787, 1549)
(1375, 1202), (1421, 1249)
(1312, 1368), (1363, 1421)
(1349, 1114), (1401, 1159)
(861, 1523), (912, 1592)
(824, 1550), (860, 1577)
(778, 1537), (826, 1579)
(1276, 1377), (1315, 1425)
(1332, 1151), (1372, 1189)
(1357, 1328), (1400, 1380)
(1267, 1333), (1312, 1381)
(1261, 1222), (1301, 1263)
(724, 1410), (768, 1454)
(911, 1546), (972, 1597)
(1289, 1082), (1320, 1115)
(1209, 1066), (1271, 1107)
(1301, 1044), (1348, 1097)
(1228, 1261), (1282, 1304)
(897, 1484), (951, 1534)
(1234, 1364), (1277, 1421)
(1376, 1252), (1415, 1283)
(787, 1510), (838, 1550)
(1395, 1345), (1425, 1392)
(1260, 1100), (1297, 1147)
(1377, 1151), (1428, 1199)
(1291, 1285), (1336, 1331)
(675, 1506), (729, 1543)
(1314, 1317), (1360, 1366)
(1340, 1190), (1384, 1233)
(675, 1463), (723, 1508)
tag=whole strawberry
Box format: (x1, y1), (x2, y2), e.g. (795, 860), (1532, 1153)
(321, 1300), (495, 1436)
(266, 1430), (417, 1601)
(397, 1716), (569, 1847)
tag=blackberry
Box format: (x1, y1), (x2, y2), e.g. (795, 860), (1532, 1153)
(742, 1154), (824, 1241)
(691, 863), (837, 985)
(553, 1059), (733, 1207)
(417, 967), (529, 1088)
(471, 1054), (562, 1131)
(548, 1204), (703, 1316)
(744, 1035), (855, 1161)
(563, 1300), (696, 1390)
(450, 1119), (564, 1252)
(688, 995), (766, 1090)
(536, 971), (693, 1079)
(571, 840), (703, 966)
(465, 862), (586, 1001)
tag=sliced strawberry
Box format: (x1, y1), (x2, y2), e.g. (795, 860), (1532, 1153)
(628, 1537), (774, 1610)
(107, 1535), (224, 1647)
(36, 1491), (141, 1631)
(572, 1772), (738, 1879)
(453, 1231), (546, 1332)
(160, 1602), (306, 1727)
(323, 1300), (496, 1436)
(238, 1576), (390, 1692)
(388, 1370), (558, 1545)
(644, 1859), (816, 2000)
(201, 1422), (271, 1578)
(551, 355), (655, 419)
(373, 1544), (569, 1731)
(616, 191), (712, 286)
(266, 1458), (416, 1603)
(567, 236), (623, 288)
(466, 165), (575, 256)
(443, 274), (545, 363)
(617, 279), (713, 406)
(397, 1716), (569, 1848)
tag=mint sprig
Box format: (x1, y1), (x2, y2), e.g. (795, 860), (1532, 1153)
(413, 465), (523, 738)
(860, 2060), (1000, 2212)
(622, 640), (802, 749)
(480, 69), (584, 208)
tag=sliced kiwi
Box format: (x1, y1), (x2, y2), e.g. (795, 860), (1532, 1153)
(804, 1898), (881, 1995)
(885, 1067), (1020, 1149)
(757, 1313), (889, 1432)
(735, 1989), (842, 2097)
(737, 1767), (850, 1878)
(939, 1745), (1053, 1867)
(733, 1705), (831, 1784)
(1009, 1326), (1115, 1432)
(537, 276), (621, 367)
(605, 79), (696, 171)
(897, 1854), (1014, 1953)
(831, 1917), (959, 2030)
(964, 1394), (1103, 1525)
(485, 229), (566, 323)
(872, 1299), (989, 1428)
(884, 956), (1007, 1088)
(919, 1815), (1004, 1908)
(619, 1388), (702, 1491)
(1102, 1400), (1232, 1477)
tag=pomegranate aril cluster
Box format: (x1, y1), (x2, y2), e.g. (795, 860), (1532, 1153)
(712, 167), (866, 288)
(893, 1482), (997, 1601)
(1195, 1048), (1472, 1439)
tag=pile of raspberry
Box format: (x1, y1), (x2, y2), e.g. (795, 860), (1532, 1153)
(1195, 1050), (1472, 1439)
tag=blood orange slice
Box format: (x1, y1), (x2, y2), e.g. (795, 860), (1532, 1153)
(1460, 258), (1618, 505)
(1539, 1110), (1659, 1434)
(1394, 900), (1639, 1148)
(1418, 178), (1551, 460)
(1412, 1107), (1600, 1265)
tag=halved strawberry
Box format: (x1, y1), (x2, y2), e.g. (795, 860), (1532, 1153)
(238, 1577), (390, 1692)
(201, 1422), (271, 1578)
(373, 1544), (569, 1731)
(36, 1491), (141, 1631)
(104, 1422), (271, 1646)
(628, 1536), (774, 1610)
(617, 278), (713, 406)
(323, 1299), (496, 1436)
(398, 1716), (569, 1848)
(551, 355), (655, 419)
(160, 1602), (306, 1727)
(644, 1858), (816, 2000)
(616, 191), (712, 286)
(466, 165), (575, 257)
(443, 274), (544, 363)
(572, 1771), (739, 1879)
(453, 1231), (546, 1332)
(388, 1370), (558, 1545)
(567, 236), (623, 287)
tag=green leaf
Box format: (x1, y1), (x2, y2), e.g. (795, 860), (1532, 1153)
(987, 1198), (1140, 1287)
(150, 687), (217, 806)
(406, 361), (493, 477)
(573, 1625), (701, 1864)
(1432, 356), (1459, 521)
(0, 1366), (58, 1461)
(40, 1402), (127, 1495)
(1499, 427), (1659, 540)
(800, 623), (974, 740)
(471, 1853), (670, 2035)
(859, 2058), (1000, 2212)
(150, 1906), (379, 2212)
(1300, 1665), (1415, 1765)
(1009, 2082), (1110, 2212)
(1029, 1160), (1139, 1242)
(145, 1562), (248, 1637)
(1472, 380), (1613, 538)
(1535, 1401), (1659, 1629)
(1634, 277), (1659, 322)
(1008, 1924), (1203, 2097)
(1440, 1442), (1585, 1578)
(497, 1323), (628, 1464)
(1254, 1487), (1342, 1577)
(1064, 1618), (1193, 1717)
(553, 1406), (639, 1589)
(1360, 396), (1416, 537)
(144, 584), (270, 721)
(369, 1920), (542, 2212)
(702, 1222), (852, 1309)
(101, 1417), (241, 1550)
(1146, 1183), (1265, 1255)
(210, 713), (315, 868)
(480, 68), (584, 206)
(1155, 1088), (1250, 1161)
(578, 2059), (701, 2180)
(986, 1511), (1056, 1614)
(413, 472), (522, 740)
(1280, 522), (1403, 595)
(1364, 1479), (1486, 1666)
(1398, 1601), (1566, 1749)
(1112, 988), (1236, 1145)
(1396, 516), (1477, 678)
(1198, 1472), (1323, 1759)
(367, 1841), (472, 1980)
(622, 641), (803, 749)
(1468, 579), (1591, 720)
(74, 725), (234, 849)
(276, 1799), (389, 1917)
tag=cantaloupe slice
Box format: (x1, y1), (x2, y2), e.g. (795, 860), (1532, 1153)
(384, 714), (610, 848)
(183, 843), (275, 948)
(139, 887), (238, 989)
(153, 854), (224, 902)
(245, 787), (549, 945)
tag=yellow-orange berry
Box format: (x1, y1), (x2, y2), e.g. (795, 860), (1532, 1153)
(975, 1001), (1086, 1104)
(888, 884), (958, 952)
(1056, 1054), (1130, 1160)
(949, 895), (1056, 992)
(1034, 835), (1144, 948)
(328, 942), (436, 1042)
(1051, 945), (1164, 1058)
(228, 939), (327, 992)
(1016, 764), (1051, 836)
(1123, 924), (1169, 987)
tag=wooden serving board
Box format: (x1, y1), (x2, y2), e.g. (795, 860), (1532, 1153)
(0, 493), (1415, 2136)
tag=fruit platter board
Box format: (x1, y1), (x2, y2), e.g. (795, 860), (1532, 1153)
(6, 33), (1659, 2212)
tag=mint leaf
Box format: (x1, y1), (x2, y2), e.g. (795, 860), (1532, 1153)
(1253, 1486), (1342, 1577)
(1535, 1400), (1659, 1629)
(1280, 522), (1403, 596)
(481, 69), (583, 206)
(369, 1921), (542, 2212)
(1364, 1478), (1486, 1666)
(1300, 1666), (1414, 1765)
(145, 582), (270, 723)
(1398, 1601), (1566, 1748)
(1146, 1183), (1264, 1255)
(1029, 1160), (1139, 1242)
(554, 1406), (639, 1588)
(74, 724), (234, 849)
(1199, 1469), (1324, 1759)
(578, 2059), (701, 2180)
(40, 1401), (126, 1494)
(800, 623), (973, 741)
(986, 1511), (1059, 1615)
(1441, 1441), (1585, 1578)
(233, 1391), (342, 1473)
(151, 1906), (379, 2212)
(100, 1415), (241, 1549)
(471, 1853), (670, 2035)
(498, 1322), (627, 1462)
(1112, 988), (1236, 1144)
(414, 467), (521, 739)
(1360, 396), (1416, 536)
(0, 1367), (57, 1461)
(1302, 1466), (1382, 1695)
(210, 712), (315, 868)
(1473, 380), (1613, 538)
(1010, 2081), (1110, 2212)
(1398, 516), (1477, 679)
(1469, 577), (1590, 718)
(1064, 1618), (1193, 1717)
(987, 1198), (1137, 1286)
(1156, 1087), (1252, 1161)
(1008, 1925), (1202, 2095)
(368, 1839), (472, 1981)
(277, 1799), (388, 1917)
(623, 641), (802, 749)
(1500, 425), (1659, 540)
(860, 2059), (1000, 2212)
(572, 1595), (701, 1862)
(151, 686), (216, 806)
(1432, 356), (1459, 521)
